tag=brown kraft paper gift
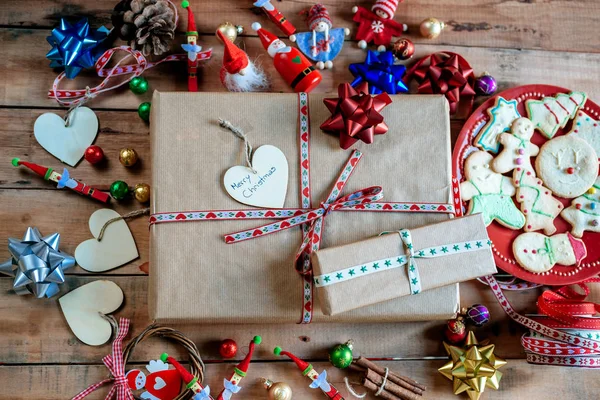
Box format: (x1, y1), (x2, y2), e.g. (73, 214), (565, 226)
(312, 213), (497, 316)
(149, 91), (459, 323)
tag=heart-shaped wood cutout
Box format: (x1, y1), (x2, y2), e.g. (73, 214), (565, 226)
(34, 107), (98, 167)
(75, 209), (139, 272)
(59, 280), (124, 346)
(223, 145), (289, 208)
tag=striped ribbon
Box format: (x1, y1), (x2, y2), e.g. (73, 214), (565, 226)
(72, 318), (134, 399)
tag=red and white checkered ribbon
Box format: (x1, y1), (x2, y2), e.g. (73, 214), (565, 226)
(72, 318), (134, 400)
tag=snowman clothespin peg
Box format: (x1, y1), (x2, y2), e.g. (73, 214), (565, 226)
(289, 4), (350, 70)
(352, 0), (407, 51)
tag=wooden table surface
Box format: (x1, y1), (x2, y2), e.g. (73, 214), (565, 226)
(1, 1), (600, 399)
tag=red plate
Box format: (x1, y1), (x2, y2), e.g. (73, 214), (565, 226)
(452, 84), (600, 285)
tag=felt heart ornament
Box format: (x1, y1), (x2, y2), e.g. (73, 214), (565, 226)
(34, 107), (98, 167)
(223, 145), (289, 208)
(75, 208), (139, 272)
(59, 280), (124, 346)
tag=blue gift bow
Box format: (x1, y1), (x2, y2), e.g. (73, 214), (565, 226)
(349, 50), (409, 95)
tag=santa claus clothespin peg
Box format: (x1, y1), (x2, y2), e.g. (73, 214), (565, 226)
(252, 22), (322, 93)
(181, 1), (211, 92)
(214, 336), (261, 400)
(253, 0), (296, 37)
(352, 0), (407, 51)
(289, 4), (350, 70)
(217, 30), (268, 92)
(161, 353), (213, 398)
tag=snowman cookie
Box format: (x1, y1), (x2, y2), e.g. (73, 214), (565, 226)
(475, 97), (521, 153)
(460, 151), (525, 229)
(513, 232), (587, 273)
(514, 168), (563, 235)
(567, 110), (600, 156)
(561, 177), (600, 237)
(492, 117), (539, 176)
(535, 135), (599, 198)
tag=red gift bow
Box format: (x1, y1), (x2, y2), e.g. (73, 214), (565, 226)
(320, 82), (392, 149)
(404, 52), (475, 114)
(72, 318), (135, 400)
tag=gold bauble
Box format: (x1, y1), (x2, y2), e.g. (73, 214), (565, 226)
(261, 378), (292, 400)
(119, 148), (139, 167)
(133, 183), (151, 203)
(419, 17), (445, 39)
(216, 22), (240, 42)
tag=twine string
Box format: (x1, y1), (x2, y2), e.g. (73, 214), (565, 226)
(63, 87), (95, 127)
(218, 118), (257, 173)
(374, 367), (389, 397)
(344, 377), (367, 399)
(97, 208), (150, 241)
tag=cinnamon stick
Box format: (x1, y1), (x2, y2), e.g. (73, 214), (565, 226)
(365, 369), (421, 400)
(356, 356), (426, 393)
(362, 378), (402, 400)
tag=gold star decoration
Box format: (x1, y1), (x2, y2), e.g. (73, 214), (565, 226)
(438, 331), (507, 400)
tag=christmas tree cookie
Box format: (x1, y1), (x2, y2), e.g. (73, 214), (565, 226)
(460, 151), (525, 229)
(492, 117), (539, 177)
(514, 168), (563, 235)
(567, 110), (600, 157)
(475, 97), (521, 153)
(561, 177), (600, 237)
(513, 232), (587, 273)
(526, 91), (587, 139)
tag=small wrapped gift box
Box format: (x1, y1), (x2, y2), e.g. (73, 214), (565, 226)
(312, 214), (497, 315)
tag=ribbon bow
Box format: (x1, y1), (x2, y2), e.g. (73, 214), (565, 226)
(404, 52), (475, 115)
(309, 370), (332, 392)
(193, 385), (212, 400)
(349, 50), (408, 95)
(222, 379), (242, 400)
(321, 83), (392, 149)
(72, 318), (134, 400)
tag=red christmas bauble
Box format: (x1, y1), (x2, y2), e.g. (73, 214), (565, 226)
(444, 318), (467, 344)
(84, 145), (104, 164)
(219, 339), (238, 358)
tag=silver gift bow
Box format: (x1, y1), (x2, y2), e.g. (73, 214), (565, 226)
(0, 227), (75, 298)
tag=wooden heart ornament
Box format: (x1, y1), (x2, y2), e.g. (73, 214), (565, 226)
(34, 107), (98, 167)
(59, 280), (124, 346)
(223, 145), (289, 208)
(75, 209), (139, 272)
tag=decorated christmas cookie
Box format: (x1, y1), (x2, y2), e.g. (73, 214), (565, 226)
(513, 232), (587, 273)
(561, 177), (600, 237)
(526, 91), (587, 139)
(492, 117), (539, 176)
(535, 135), (599, 198)
(514, 168), (563, 235)
(475, 97), (521, 153)
(460, 151), (525, 229)
(567, 110), (600, 156)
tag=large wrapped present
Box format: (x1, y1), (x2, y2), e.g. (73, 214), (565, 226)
(312, 214), (497, 316)
(149, 90), (460, 323)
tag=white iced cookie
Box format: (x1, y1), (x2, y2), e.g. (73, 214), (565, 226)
(492, 117), (540, 176)
(514, 168), (563, 235)
(475, 97), (521, 153)
(567, 110), (600, 157)
(513, 232), (587, 273)
(535, 135), (599, 198)
(561, 177), (600, 237)
(460, 151), (525, 229)
(526, 91), (587, 139)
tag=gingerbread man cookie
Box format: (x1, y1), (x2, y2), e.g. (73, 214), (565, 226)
(475, 97), (521, 154)
(514, 168), (563, 235)
(492, 117), (540, 177)
(513, 232), (587, 273)
(460, 151), (525, 229)
(561, 177), (600, 237)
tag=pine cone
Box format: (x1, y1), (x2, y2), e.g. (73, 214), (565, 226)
(127, 0), (176, 56)
(112, 0), (136, 41)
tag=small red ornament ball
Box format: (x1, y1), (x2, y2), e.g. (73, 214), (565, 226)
(444, 318), (467, 344)
(84, 145), (104, 164)
(219, 339), (238, 358)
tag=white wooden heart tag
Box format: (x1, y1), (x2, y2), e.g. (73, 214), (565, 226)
(59, 280), (124, 346)
(75, 209), (139, 272)
(223, 145), (289, 208)
(34, 106), (98, 167)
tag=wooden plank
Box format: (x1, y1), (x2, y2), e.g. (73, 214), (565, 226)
(2, 29), (600, 109)
(0, 275), (560, 363)
(1, 359), (598, 399)
(1, 0), (599, 53)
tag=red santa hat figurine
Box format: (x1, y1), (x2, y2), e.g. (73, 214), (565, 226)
(217, 30), (268, 92)
(352, 0), (407, 51)
(252, 22), (322, 93)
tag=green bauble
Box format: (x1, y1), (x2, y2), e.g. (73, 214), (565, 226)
(329, 341), (354, 369)
(110, 180), (130, 200)
(138, 102), (151, 122)
(129, 76), (149, 94)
